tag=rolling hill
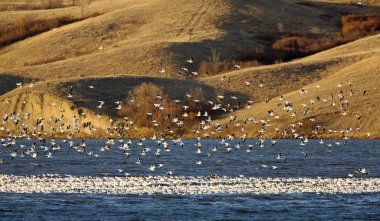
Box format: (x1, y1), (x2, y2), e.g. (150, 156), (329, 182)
(0, 0), (379, 138)
(210, 35), (380, 139)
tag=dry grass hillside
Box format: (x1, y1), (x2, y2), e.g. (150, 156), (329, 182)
(212, 52), (380, 139)
(201, 34), (380, 104)
(1, 0), (380, 80)
(0, 0), (379, 138)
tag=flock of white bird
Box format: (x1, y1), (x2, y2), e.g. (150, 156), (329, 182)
(1, 175), (379, 195)
(0, 57), (377, 194)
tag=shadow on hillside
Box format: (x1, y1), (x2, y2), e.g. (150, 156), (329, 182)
(0, 74), (33, 96)
(169, 0), (380, 69)
(57, 76), (249, 116)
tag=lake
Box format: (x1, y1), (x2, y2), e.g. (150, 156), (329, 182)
(0, 139), (379, 220)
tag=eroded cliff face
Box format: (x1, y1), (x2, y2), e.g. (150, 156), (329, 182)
(0, 91), (114, 138)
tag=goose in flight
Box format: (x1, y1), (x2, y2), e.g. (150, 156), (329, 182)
(46, 152), (53, 158)
(10, 150), (17, 160)
(155, 95), (163, 100)
(97, 101), (105, 109)
(355, 168), (370, 174)
(149, 165), (156, 171)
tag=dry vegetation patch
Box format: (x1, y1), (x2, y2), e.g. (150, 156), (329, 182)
(0, 0), (94, 11)
(0, 13), (101, 49)
(342, 13), (380, 37)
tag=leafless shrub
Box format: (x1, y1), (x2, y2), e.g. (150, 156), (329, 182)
(117, 83), (182, 129)
(117, 83), (217, 135)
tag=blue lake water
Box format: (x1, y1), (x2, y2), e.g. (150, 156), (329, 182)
(0, 139), (379, 220)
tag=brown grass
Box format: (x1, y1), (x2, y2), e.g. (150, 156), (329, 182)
(0, 13), (101, 48)
(0, 3), (65, 11)
(219, 53), (380, 139)
(0, 0), (95, 11)
(0, 4), (62, 11)
(1, 0), (379, 80)
(23, 56), (66, 66)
